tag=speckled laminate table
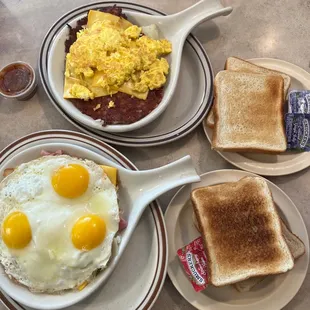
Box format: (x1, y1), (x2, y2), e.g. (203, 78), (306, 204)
(0, 0), (309, 309)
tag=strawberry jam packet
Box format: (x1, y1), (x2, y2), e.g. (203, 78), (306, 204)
(177, 237), (209, 292)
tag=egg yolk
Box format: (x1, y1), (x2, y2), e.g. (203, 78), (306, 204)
(1, 211), (32, 249)
(52, 164), (89, 198)
(71, 215), (106, 251)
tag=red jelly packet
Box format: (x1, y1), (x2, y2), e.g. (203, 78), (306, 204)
(177, 237), (209, 292)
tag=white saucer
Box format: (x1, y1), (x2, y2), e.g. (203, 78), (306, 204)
(203, 58), (310, 176)
(165, 170), (309, 310)
(0, 130), (167, 310)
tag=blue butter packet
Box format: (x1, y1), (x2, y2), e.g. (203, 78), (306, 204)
(288, 90), (310, 114)
(285, 113), (310, 151)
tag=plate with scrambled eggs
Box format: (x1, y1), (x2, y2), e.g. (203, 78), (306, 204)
(47, 7), (175, 133)
(39, 2), (213, 145)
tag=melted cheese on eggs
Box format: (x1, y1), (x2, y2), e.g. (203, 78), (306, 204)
(64, 11), (172, 101)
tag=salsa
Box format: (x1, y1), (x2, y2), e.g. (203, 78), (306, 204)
(0, 63), (33, 95)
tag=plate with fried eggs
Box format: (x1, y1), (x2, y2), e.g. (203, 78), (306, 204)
(0, 130), (200, 310)
(0, 155), (119, 294)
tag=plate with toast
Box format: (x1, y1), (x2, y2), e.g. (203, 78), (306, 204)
(203, 57), (310, 176)
(165, 170), (309, 310)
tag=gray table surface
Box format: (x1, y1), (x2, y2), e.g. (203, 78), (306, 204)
(0, 0), (309, 309)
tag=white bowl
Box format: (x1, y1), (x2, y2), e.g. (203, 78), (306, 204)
(46, 11), (167, 133)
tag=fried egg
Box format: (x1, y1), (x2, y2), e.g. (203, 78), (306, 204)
(0, 155), (119, 293)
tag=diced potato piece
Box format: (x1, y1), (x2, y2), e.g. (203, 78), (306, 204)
(101, 165), (118, 186)
(3, 168), (14, 177)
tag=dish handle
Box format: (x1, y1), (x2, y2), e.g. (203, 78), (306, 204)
(120, 155), (200, 216)
(167, 0), (233, 41)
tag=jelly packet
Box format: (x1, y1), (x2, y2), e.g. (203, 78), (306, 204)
(288, 90), (310, 114)
(285, 113), (310, 151)
(177, 237), (209, 292)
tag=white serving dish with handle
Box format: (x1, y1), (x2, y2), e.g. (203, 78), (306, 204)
(46, 0), (232, 133)
(0, 142), (200, 309)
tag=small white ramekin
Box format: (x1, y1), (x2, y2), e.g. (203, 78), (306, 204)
(0, 61), (37, 101)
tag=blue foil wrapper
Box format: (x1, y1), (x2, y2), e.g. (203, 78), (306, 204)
(288, 90), (310, 114)
(285, 113), (310, 151)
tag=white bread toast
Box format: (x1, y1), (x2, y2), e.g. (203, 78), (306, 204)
(191, 187), (305, 292)
(212, 71), (286, 153)
(191, 176), (294, 287)
(205, 106), (215, 129)
(234, 219), (305, 292)
(192, 203), (305, 292)
(205, 57), (291, 128)
(226, 57), (291, 96)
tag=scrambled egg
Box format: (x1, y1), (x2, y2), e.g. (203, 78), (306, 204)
(64, 11), (172, 101)
(108, 101), (115, 108)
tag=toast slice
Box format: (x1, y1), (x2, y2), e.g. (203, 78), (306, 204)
(205, 57), (291, 128)
(234, 219), (305, 292)
(191, 176), (294, 287)
(192, 195), (305, 291)
(225, 57), (291, 96)
(206, 109), (215, 129)
(192, 206), (305, 292)
(281, 220), (305, 259)
(212, 71), (286, 153)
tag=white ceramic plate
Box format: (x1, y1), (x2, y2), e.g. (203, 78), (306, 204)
(203, 58), (310, 176)
(39, 1), (213, 147)
(165, 169), (309, 310)
(0, 130), (167, 310)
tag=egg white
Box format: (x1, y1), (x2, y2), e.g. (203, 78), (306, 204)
(0, 155), (119, 293)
